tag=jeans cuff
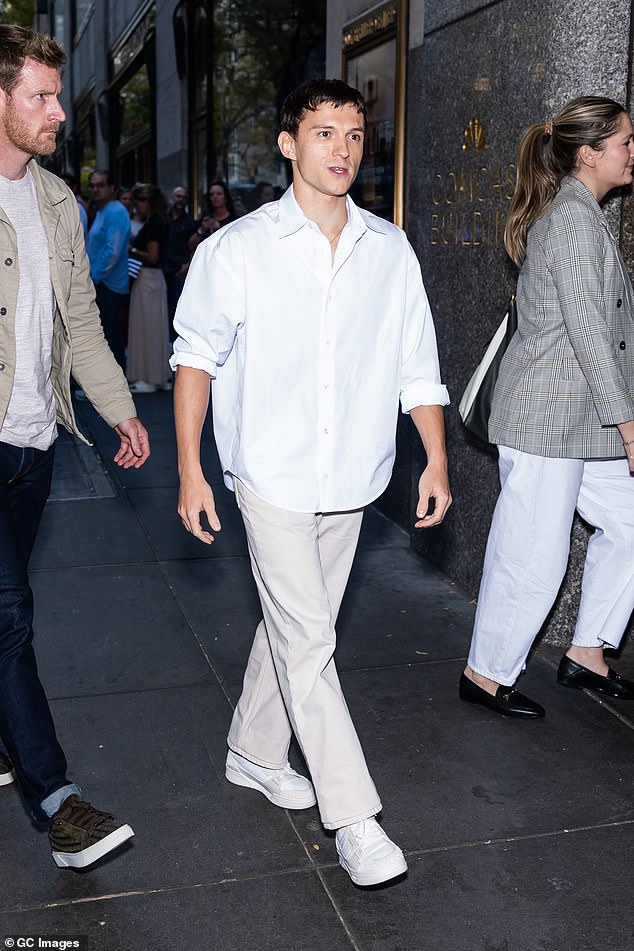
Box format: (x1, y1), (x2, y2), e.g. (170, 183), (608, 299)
(41, 783), (82, 819)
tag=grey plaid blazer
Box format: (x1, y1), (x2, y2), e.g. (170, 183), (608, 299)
(489, 176), (634, 458)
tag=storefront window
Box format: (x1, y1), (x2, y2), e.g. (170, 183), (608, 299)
(118, 66), (151, 150)
(188, 0), (325, 213)
(75, 94), (96, 193)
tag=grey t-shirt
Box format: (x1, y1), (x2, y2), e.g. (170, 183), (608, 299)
(0, 167), (57, 450)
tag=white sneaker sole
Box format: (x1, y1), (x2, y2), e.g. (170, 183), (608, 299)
(225, 762), (317, 809)
(337, 850), (408, 887)
(52, 824), (134, 869)
(0, 769), (16, 786)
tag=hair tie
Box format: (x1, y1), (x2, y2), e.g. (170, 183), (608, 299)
(544, 119), (554, 136)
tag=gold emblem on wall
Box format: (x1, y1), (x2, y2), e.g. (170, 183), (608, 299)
(462, 116), (487, 152)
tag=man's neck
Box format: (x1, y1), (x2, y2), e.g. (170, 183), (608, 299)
(291, 183), (348, 237)
(0, 142), (30, 181)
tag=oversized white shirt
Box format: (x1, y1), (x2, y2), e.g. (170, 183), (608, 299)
(171, 187), (449, 513)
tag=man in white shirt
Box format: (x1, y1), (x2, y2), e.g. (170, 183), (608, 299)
(171, 79), (451, 887)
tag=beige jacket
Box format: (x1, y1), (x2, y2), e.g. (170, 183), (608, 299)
(0, 159), (136, 444)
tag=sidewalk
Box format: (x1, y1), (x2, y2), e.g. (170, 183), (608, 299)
(2, 390), (634, 951)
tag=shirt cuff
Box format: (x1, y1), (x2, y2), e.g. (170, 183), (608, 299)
(169, 351), (217, 378)
(401, 382), (450, 414)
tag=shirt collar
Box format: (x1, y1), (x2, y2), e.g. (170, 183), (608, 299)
(277, 185), (391, 239)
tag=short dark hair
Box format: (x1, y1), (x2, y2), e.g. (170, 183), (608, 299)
(89, 168), (115, 187)
(280, 79), (367, 138)
(0, 26), (66, 95)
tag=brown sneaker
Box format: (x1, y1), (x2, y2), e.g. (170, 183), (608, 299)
(49, 794), (134, 869)
(0, 751), (16, 786)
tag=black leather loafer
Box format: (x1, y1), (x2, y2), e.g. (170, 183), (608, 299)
(459, 673), (545, 718)
(557, 655), (634, 699)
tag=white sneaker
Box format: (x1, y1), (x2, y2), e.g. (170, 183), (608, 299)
(225, 750), (317, 809)
(0, 751), (16, 786)
(336, 818), (407, 886)
(129, 380), (157, 394)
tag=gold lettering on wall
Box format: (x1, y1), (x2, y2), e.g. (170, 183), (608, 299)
(342, 5), (397, 50)
(462, 116), (487, 151)
(430, 116), (517, 247)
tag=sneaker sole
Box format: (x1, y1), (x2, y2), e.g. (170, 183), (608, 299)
(0, 769), (16, 786)
(225, 763), (317, 809)
(337, 851), (408, 887)
(52, 824), (134, 869)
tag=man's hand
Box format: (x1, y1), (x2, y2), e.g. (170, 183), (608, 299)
(414, 462), (452, 529)
(114, 418), (150, 468)
(178, 471), (221, 544)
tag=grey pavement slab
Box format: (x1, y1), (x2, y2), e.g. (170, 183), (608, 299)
(327, 657), (634, 854)
(125, 484), (248, 561)
(30, 498), (155, 569)
(321, 823), (634, 951)
(163, 546), (475, 690)
(1, 685), (315, 908)
(50, 431), (116, 501)
(31, 563), (213, 697)
(0, 871), (357, 951)
(163, 556), (262, 686)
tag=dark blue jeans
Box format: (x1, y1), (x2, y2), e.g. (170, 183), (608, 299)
(0, 441), (72, 823)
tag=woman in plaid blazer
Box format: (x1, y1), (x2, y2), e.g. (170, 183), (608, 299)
(460, 97), (634, 718)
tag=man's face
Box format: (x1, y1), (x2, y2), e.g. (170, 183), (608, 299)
(278, 102), (365, 200)
(171, 187), (188, 210)
(0, 58), (65, 161)
(89, 173), (114, 208)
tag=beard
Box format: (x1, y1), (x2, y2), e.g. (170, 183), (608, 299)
(3, 97), (59, 156)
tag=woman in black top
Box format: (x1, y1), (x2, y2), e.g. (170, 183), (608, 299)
(127, 183), (171, 393)
(188, 181), (239, 253)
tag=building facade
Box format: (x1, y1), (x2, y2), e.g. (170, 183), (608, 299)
(37, 0), (324, 214)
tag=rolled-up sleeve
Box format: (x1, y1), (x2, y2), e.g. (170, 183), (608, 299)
(170, 229), (245, 378)
(399, 243), (450, 412)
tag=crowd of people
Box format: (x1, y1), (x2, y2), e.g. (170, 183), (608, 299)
(73, 173), (279, 395)
(3, 23), (634, 900)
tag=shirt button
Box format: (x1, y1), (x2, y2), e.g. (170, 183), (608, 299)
(0, 307), (6, 316)
(0, 363), (5, 370)
(4, 258), (12, 267)
(617, 299), (623, 307)
(323, 428), (329, 434)
(324, 384), (330, 389)
(620, 340), (626, 350)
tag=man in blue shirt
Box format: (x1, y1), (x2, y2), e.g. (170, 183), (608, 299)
(87, 169), (130, 369)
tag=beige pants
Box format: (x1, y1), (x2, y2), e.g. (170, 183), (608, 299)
(228, 480), (382, 829)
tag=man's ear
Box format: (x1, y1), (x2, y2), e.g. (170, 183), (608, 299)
(278, 130), (296, 161)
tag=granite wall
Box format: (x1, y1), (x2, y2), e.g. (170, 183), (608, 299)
(375, 0), (634, 646)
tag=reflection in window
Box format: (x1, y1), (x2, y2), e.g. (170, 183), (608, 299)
(117, 66), (151, 149)
(346, 39), (396, 221)
(72, 0), (93, 38)
(209, 0), (326, 199)
(75, 94), (96, 194)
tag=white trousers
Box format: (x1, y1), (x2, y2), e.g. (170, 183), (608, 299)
(468, 446), (634, 685)
(227, 480), (382, 830)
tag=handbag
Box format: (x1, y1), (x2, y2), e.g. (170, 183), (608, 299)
(459, 295), (518, 443)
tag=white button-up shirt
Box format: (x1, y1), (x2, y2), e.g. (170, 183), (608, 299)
(171, 187), (449, 513)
